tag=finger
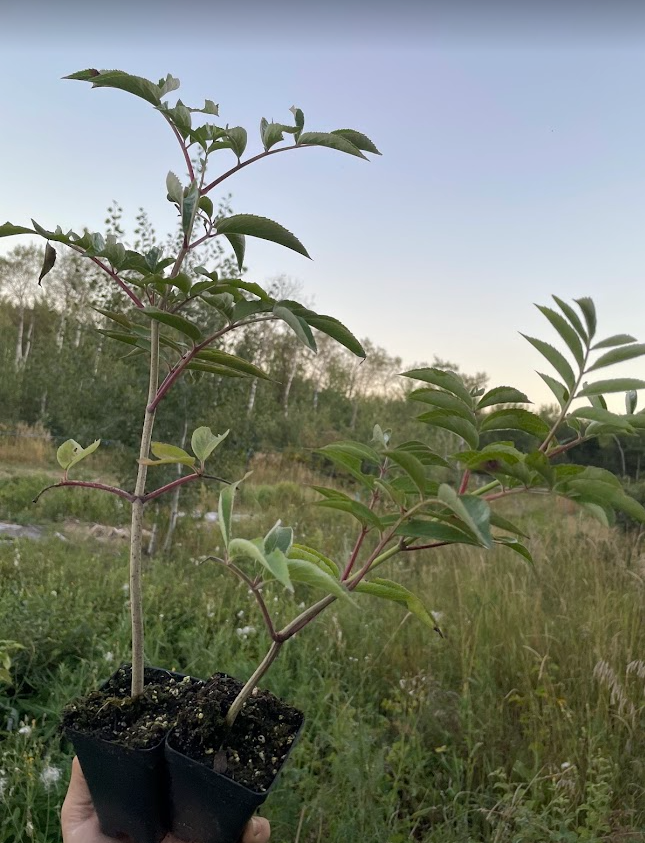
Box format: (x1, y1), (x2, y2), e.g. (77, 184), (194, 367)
(241, 816), (271, 842)
(61, 757), (96, 826)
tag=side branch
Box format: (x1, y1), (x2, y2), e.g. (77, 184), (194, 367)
(201, 144), (311, 195)
(142, 472), (230, 503)
(33, 480), (134, 504)
(163, 116), (195, 182)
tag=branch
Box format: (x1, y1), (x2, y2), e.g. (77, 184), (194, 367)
(163, 115), (195, 182)
(143, 471), (231, 503)
(201, 144), (311, 195)
(458, 469), (471, 495)
(341, 527), (368, 581)
(225, 641), (282, 727)
(206, 557), (278, 641)
(33, 480), (134, 504)
(64, 246), (144, 309)
(401, 540), (452, 552)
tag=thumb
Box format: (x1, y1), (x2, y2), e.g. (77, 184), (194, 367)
(61, 757), (96, 826)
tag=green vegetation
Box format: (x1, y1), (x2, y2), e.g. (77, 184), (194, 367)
(1, 483), (644, 841)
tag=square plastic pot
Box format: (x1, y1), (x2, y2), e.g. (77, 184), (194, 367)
(165, 679), (304, 843)
(64, 665), (196, 843)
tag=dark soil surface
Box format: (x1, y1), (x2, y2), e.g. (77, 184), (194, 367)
(61, 665), (204, 750)
(169, 673), (303, 793)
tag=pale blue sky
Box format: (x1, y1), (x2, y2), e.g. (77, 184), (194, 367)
(2, 4), (645, 407)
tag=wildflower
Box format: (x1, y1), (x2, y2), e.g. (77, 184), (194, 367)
(104, 651), (114, 664)
(237, 610), (245, 618)
(0, 770), (7, 801)
(18, 724), (32, 736)
(50, 590), (57, 597)
(236, 626), (257, 640)
(26, 820), (34, 837)
(561, 761), (572, 770)
(40, 765), (61, 791)
(121, 583), (129, 594)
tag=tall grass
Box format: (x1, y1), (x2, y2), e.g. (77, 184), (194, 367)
(1, 491), (644, 841)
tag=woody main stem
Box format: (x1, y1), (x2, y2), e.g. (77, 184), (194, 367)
(129, 320), (160, 697)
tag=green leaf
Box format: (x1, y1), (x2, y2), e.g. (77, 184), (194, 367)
(536, 305), (585, 368)
(288, 544), (340, 577)
(395, 519), (478, 545)
(521, 335), (576, 391)
(191, 427), (229, 463)
(302, 313), (365, 358)
(320, 441), (381, 465)
(140, 442), (196, 468)
(182, 181), (199, 236)
(38, 243), (57, 283)
(476, 386), (531, 410)
(579, 502), (614, 527)
(223, 233), (246, 271)
(437, 485), (492, 548)
(479, 408), (551, 439)
(330, 129), (381, 155)
(587, 343), (645, 372)
(199, 196), (214, 218)
(264, 523), (294, 555)
(194, 350), (271, 380)
(274, 304), (317, 351)
(354, 578), (442, 633)
(56, 439), (100, 471)
(455, 443), (524, 469)
(225, 127), (247, 158)
(298, 131), (367, 159)
(524, 450), (554, 485)
(575, 297), (597, 340)
(569, 407), (634, 431)
(228, 538), (293, 592)
(494, 537), (534, 565)
(578, 378), (645, 397)
(316, 499), (382, 529)
(287, 559), (355, 603)
(395, 440), (450, 468)
(415, 411), (479, 449)
(143, 307), (202, 342)
(65, 69), (162, 106)
(537, 372), (569, 408)
(401, 368), (472, 405)
(218, 483), (236, 549)
(488, 511), (529, 538)
(216, 214), (310, 258)
(93, 309), (133, 329)
(386, 449), (427, 495)
(564, 479), (645, 523)
(0, 222), (34, 237)
(408, 388), (475, 420)
(166, 171), (183, 205)
(626, 391), (638, 414)
(591, 334), (637, 350)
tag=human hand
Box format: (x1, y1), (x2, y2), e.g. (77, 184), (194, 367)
(62, 756), (271, 843)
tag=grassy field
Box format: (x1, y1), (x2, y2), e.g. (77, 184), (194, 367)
(1, 459), (645, 842)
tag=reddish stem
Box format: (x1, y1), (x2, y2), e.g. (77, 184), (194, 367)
(164, 117), (195, 182)
(459, 469), (471, 495)
(401, 540), (451, 552)
(341, 527), (368, 581)
(33, 480), (134, 504)
(142, 472), (201, 504)
(201, 144), (311, 195)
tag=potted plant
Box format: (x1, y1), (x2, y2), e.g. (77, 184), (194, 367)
(4, 69), (645, 843)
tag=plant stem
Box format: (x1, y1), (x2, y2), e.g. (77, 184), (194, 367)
(458, 469), (471, 494)
(32, 481), (134, 504)
(129, 319), (160, 697)
(225, 641), (282, 728)
(341, 527), (368, 581)
(201, 144), (311, 195)
(205, 557), (277, 640)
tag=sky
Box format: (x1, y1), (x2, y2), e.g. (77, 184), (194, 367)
(2, 2), (645, 409)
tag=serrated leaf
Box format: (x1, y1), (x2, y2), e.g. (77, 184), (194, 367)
(302, 313), (365, 358)
(394, 519), (478, 545)
(225, 127), (247, 158)
(166, 171), (183, 205)
(564, 479), (645, 523)
(578, 378), (645, 397)
(524, 450), (554, 485)
(298, 131), (367, 159)
(587, 343), (645, 372)
(395, 441), (450, 468)
(216, 214), (310, 258)
(401, 368), (472, 405)
(579, 502), (613, 527)
(555, 294), (590, 338)
(354, 578), (442, 633)
(521, 335), (576, 391)
(194, 350), (271, 380)
(479, 408), (551, 439)
(0, 222), (34, 237)
(223, 233), (246, 271)
(143, 442), (196, 468)
(264, 523), (294, 555)
(65, 68), (162, 106)
(575, 297), (597, 340)
(316, 499), (382, 529)
(477, 386), (531, 410)
(38, 243), (56, 283)
(569, 407), (634, 431)
(330, 129), (381, 155)
(229, 538), (293, 592)
(143, 307), (202, 342)
(287, 559), (354, 603)
(320, 441), (381, 465)
(437, 485), (492, 548)
(415, 411), (479, 449)
(537, 372), (569, 408)
(182, 181), (199, 236)
(488, 511), (529, 538)
(274, 304), (317, 351)
(494, 537), (534, 565)
(536, 305), (586, 368)
(408, 388), (476, 420)
(191, 427), (229, 463)
(386, 449), (426, 495)
(93, 308), (133, 329)
(288, 544), (339, 578)
(591, 334), (637, 350)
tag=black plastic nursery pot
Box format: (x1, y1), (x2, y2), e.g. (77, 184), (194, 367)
(165, 673), (304, 843)
(63, 665), (203, 843)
